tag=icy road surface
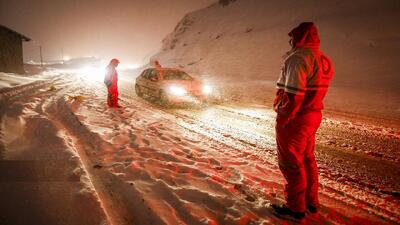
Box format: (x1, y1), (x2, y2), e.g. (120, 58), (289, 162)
(0, 72), (399, 225)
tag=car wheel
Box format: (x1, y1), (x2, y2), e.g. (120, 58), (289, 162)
(159, 90), (169, 105)
(135, 84), (143, 97)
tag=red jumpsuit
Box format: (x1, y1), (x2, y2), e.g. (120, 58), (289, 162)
(274, 23), (334, 213)
(105, 65), (119, 107)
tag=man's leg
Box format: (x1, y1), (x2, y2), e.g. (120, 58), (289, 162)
(107, 92), (113, 107)
(278, 161), (307, 212)
(276, 124), (308, 213)
(304, 134), (319, 209)
(112, 89), (119, 107)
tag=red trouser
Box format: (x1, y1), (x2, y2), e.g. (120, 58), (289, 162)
(107, 84), (119, 107)
(275, 111), (322, 212)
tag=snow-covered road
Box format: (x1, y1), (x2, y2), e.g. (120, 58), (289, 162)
(0, 72), (399, 225)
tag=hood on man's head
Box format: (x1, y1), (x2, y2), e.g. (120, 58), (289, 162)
(289, 22), (320, 48)
(109, 58), (120, 66)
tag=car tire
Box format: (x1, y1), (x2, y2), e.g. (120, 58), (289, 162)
(135, 84), (143, 97)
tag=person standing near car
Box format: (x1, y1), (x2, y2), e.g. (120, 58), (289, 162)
(271, 22), (334, 220)
(104, 58), (121, 108)
(154, 59), (162, 69)
(152, 59), (163, 79)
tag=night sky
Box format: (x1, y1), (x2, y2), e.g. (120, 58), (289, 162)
(0, 0), (216, 66)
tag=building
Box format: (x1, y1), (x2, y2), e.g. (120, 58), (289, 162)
(0, 25), (31, 74)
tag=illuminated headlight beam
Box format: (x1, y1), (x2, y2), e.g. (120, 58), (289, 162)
(77, 66), (105, 82)
(202, 85), (212, 95)
(168, 86), (187, 96)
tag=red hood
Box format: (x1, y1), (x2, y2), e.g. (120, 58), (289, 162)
(289, 22), (320, 49)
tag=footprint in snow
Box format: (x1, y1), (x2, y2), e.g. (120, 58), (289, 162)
(138, 138), (150, 146)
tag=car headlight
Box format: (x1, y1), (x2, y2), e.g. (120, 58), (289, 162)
(168, 86), (187, 96)
(202, 85), (212, 95)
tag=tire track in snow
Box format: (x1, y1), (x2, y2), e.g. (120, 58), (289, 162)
(0, 76), (63, 159)
(143, 102), (400, 223)
(78, 90), (287, 224)
(166, 105), (400, 223)
(118, 92), (400, 224)
(120, 93), (277, 162)
(0, 77), (109, 225)
(46, 95), (168, 225)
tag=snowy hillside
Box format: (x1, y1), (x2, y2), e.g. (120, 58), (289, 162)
(153, 0), (400, 120)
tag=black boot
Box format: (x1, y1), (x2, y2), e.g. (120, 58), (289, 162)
(307, 205), (318, 214)
(271, 204), (305, 220)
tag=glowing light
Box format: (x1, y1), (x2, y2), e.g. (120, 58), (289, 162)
(76, 66), (105, 82)
(63, 56), (70, 61)
(168, 86), (187, 96)
(202, 85), (213, 95)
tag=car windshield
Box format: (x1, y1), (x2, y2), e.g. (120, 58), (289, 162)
(163, 70), (192, 80)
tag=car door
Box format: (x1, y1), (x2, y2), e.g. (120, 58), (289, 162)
(137, 69), (149, 86)
(136, 69), (150, 95)
(144, 69), (160, 97)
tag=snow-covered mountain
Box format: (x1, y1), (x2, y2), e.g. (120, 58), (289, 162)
(153, 0), (400, 119)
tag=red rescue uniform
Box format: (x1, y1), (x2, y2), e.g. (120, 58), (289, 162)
(274, 22), (334, 213)
(104, 59), (120, 108)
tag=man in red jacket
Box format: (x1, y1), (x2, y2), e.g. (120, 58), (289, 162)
(271, 22), (334, 220)
(104, 58), (121, 108)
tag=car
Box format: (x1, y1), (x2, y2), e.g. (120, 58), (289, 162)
(135, 67), (213, 105)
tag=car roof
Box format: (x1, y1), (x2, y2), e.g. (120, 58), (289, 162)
(151, 67), (183, 72)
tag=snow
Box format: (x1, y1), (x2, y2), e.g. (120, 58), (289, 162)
(1, 0), (400, 224)
(0, 72), (44, 88)
(0, 81), (108, 225)
(0, 68), (399, 224)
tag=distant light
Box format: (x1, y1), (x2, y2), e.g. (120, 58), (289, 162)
(63, 56), (70, 61)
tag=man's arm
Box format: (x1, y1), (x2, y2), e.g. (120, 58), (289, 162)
(276, 92), (305, 125)
(275, 54), (308, 125)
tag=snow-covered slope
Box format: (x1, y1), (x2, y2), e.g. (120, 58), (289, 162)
(153, 0), (400, 120)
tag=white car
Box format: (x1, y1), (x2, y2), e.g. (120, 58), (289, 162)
(135, 68), (213, 105)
